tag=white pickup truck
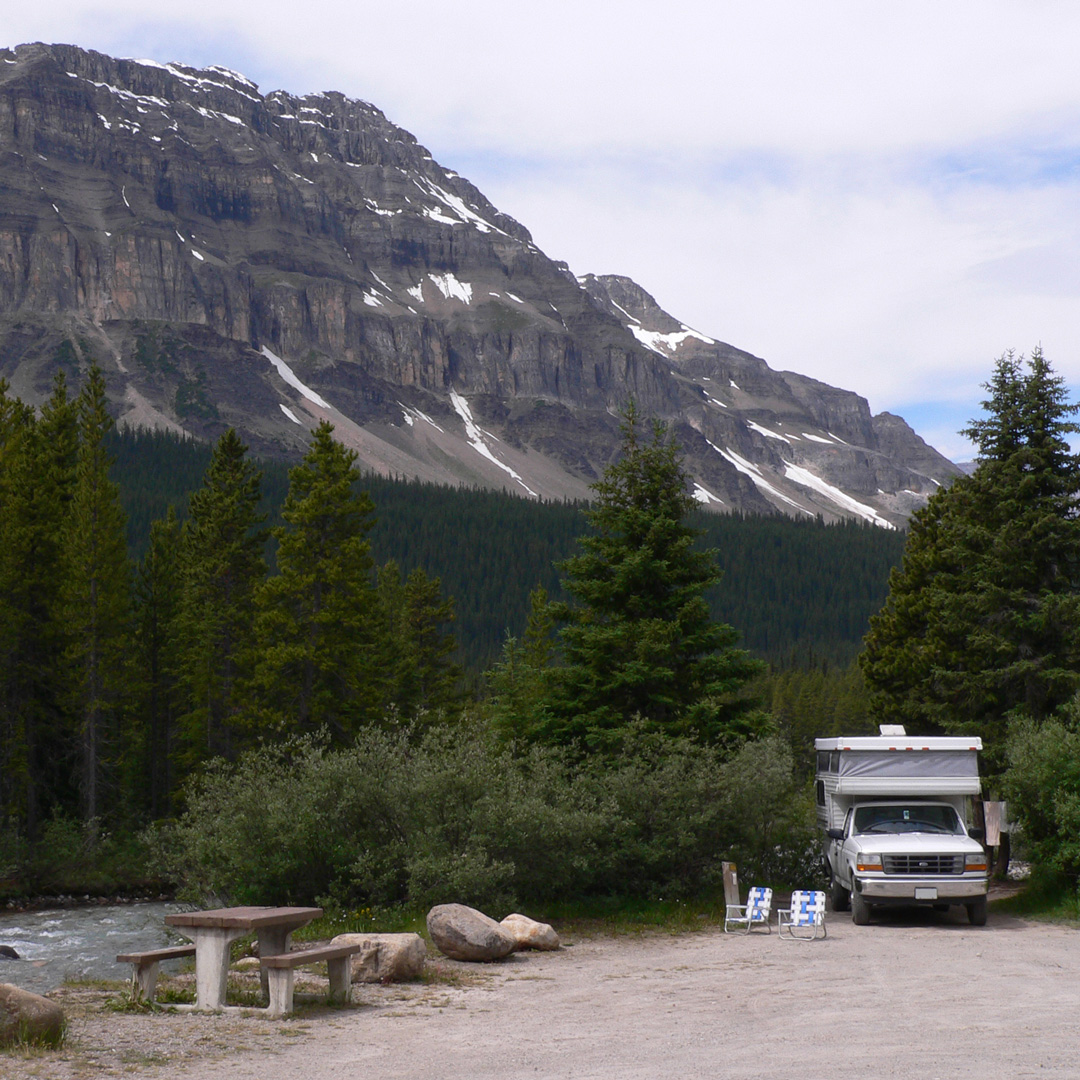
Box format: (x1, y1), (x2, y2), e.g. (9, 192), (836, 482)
(816, 729), (989, 926)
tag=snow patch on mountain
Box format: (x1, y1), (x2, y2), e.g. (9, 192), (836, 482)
(262, 347), (332, 410)
(628, 325), (715, 357)
(709, 441), (809, 514)
(746, 420), (791, 443)
(450, 390), (537, 497)
(783, 463), (894, 529)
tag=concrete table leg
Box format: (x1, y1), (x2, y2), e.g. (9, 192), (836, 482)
(190, 928), (246, 1012)
(257, 926), (293, 1004)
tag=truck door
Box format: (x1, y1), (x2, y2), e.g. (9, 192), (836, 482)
(834, 808), (853, 885)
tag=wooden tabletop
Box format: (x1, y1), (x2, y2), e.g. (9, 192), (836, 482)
(164, 906), (323, 930)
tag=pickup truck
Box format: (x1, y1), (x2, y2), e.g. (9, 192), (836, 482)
(825, 799), (989, 925)
(816, 731), (990, 926)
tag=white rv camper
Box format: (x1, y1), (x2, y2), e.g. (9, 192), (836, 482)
(815, 727), (989, 925)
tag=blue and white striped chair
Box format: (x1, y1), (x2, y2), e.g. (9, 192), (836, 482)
(777, 890), (827, 940)
(724, 885), (773, 934)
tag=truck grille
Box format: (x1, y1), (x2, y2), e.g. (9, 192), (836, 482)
(882, 854), (964, 875)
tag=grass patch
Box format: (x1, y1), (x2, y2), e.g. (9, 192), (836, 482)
(296, 905), (428, 942)
(0, 1018), (67, 1051)
(993, 868), (1080, 922)
(532, 895), (728, 938)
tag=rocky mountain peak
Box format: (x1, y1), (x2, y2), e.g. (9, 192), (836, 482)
(0, 42), (960, 526)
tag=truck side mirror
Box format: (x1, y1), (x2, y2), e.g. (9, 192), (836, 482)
(826, 827), (845, 841)
(969, 827), (985, 843)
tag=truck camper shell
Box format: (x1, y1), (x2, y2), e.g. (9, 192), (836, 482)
(814, 735), (982, 830)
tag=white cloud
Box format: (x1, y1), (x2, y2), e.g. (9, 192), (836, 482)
(9, 1), (1080, 461)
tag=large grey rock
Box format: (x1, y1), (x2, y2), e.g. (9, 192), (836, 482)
(500, 913), (560, 951)
(426, 904), (516, 962)
(330, 933), (426, 982)
(0, 983), (65, 1047)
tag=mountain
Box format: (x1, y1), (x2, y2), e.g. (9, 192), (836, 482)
(0, 42), (961, 526)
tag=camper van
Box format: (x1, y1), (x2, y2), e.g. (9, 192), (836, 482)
(816, 727), (989, 926)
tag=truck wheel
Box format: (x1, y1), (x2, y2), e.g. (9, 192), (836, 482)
(829, 876), (850, 912)
(852, 888), (871, 925)
(966, 898), (988, 926)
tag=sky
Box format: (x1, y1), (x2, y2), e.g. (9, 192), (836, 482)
(9, 2), (1080, 461)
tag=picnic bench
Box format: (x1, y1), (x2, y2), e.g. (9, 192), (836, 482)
(115, 944), (196, 1001)
(260, 942), (362, 1018)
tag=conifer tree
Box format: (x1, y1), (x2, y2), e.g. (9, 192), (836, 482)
(541, 403), (765, 751)
(375, 561), (462, 721)
(133, 506), (183, 817)
(486, 585), (556, 740)
(247, 421), (378, 740)
(0, 375), (79, 834)
(861, 349), (1080, 753)
(176, 429), (266, 766)
(61, 364), (133, 825)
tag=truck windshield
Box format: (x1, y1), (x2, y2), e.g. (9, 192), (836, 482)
(853, 804), (963, 835)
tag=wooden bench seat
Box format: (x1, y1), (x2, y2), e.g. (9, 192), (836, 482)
(260, 943), (362, 1018)
(116, 945), (197, 1001)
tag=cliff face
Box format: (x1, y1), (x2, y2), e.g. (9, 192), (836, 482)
(0, 42), (961, 523)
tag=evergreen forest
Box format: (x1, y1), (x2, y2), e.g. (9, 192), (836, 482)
(108, 425), (906, 672)
(0, 374), (895, 906)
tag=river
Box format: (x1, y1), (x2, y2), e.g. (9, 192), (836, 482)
(0, 902), (187, 994)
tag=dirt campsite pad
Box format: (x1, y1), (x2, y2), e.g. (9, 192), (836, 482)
(5, 906), (1078, 1080)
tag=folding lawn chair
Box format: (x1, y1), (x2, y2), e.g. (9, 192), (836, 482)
(777, 889), (827, 941)
(723, 873), (773, 934)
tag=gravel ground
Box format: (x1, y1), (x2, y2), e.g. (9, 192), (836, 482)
(4, 904), (1078, 1080)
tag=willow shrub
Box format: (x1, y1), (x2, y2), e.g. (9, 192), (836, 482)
(150, 721), (814, 911)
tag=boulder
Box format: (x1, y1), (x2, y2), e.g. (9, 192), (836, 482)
(0, 946), (19, 960)
(0, 984), (64, 1047)
(330, 933), (426, 982)
(500, 913), (560, 951)
(426, 904), (516, 962)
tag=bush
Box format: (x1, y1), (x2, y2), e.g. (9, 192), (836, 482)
(149, 721), (816, 910)
(1005, 701), (1080, 889)
(0, 814), (155, 900)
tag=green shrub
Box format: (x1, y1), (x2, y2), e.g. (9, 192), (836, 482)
(1005, 702), (1080, 889)
(149, 721), (816, 910)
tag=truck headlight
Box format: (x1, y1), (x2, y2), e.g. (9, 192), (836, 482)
(856, 854), (883, 872)
(965, 853), (988, 872)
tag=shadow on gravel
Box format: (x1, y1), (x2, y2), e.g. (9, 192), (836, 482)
(836, 905), (1028, 931)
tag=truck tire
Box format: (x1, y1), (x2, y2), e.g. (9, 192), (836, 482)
(966, 897), (988, 926)
(852, 888), (871, 925)
(829, 876), (850, 912)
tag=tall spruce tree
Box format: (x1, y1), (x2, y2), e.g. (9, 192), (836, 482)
(175, 429), (266, 766)
(540, 403), (765, 751)
(61, 364), (134, 824)
(861, 349), (1080, 756)
(132, 506), (183, 818)
(247, 421), (379, 740)
(374, 561), (462, 720)
(0, 375), (78, 834)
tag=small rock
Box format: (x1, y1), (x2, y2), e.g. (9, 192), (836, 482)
(426, 904), (516, 962)
(0, 946), (20, 960)
(500, 913), (560, 951)
(233, 956), (261, 971)
(0, 983), (65, 1047)
(330, 933), (426, 982)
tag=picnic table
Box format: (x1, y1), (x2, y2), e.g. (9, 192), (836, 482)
(164, 905), (322, 1012)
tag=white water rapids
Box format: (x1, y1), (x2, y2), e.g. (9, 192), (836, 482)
(0, 902), (187, 993)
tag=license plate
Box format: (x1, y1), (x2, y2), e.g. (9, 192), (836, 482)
(915, 887), (938, 900)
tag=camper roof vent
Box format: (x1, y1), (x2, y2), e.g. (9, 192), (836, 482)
(879, 724), (907, 736)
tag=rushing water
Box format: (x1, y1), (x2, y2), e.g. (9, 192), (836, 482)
(0, 902), (189, 995)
